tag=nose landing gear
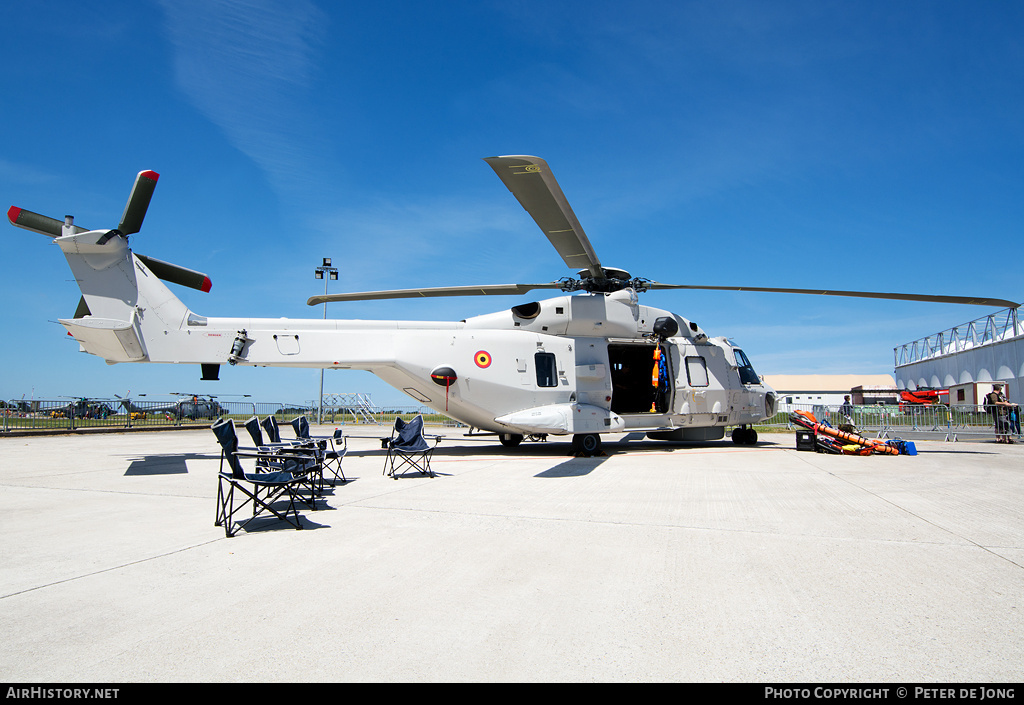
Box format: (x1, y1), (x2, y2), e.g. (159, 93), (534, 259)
(731, 425), (758, 445)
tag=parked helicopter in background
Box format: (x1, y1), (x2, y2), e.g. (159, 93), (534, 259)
(50, 397), (115, 419)
(8, 157), (1018, 455)
(172, 394), (224, 420)
(116, 392), (224, 421)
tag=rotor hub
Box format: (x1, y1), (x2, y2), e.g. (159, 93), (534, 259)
(567, 268), (651, 293)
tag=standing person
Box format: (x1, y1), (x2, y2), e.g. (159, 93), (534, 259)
(985, 383), (1015, 444)
(838, 395), (855, 431)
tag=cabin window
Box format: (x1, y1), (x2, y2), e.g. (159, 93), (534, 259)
(535, 352), (558, 387)
(685, 356), (709, 387)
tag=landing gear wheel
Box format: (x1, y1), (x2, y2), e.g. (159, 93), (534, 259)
(571, 433), (602, 456)
(499, 433), (524, 448)
(732, 426), (758, 445)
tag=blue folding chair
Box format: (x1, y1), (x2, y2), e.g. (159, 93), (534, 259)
(291, 415), (347, 486)
(245, 415), (326, 494)
(383, 415), (440, 479)
(261, 415), (284, 443)
(323, 429), (348, 486)
(212, 419), (314, 537)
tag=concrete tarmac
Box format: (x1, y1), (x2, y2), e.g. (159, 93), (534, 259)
(1, 427), (1021, 683)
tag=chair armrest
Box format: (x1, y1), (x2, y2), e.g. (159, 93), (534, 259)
(234, 449), (316, 468)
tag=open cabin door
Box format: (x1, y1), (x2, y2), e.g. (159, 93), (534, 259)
(609, 342), (672, 415)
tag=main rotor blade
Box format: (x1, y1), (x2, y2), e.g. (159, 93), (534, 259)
(8, 206), (87, 237)
(118, 170), (159, 235)
(645, 282), (1020, 309)
(136, 253), (212, 293)
(484, 155), (603, 280)
(307, 282), (564, 305)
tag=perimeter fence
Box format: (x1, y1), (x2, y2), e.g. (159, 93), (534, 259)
(765, 403), (1021, 442)
(3, 397), (1019, 442)
(0, 397), (460, 434)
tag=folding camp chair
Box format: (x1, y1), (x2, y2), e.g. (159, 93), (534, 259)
(212, 419), (314, 538)
(291, 415), (311, 441)
(261, 415), (284, 443)
(246, 415), (312, 452)
(291, 415), (348, 487)
(243, 415), (272, 448)
(322, 429), (347, 487)
(383, 415), (440, 479)
(243, 416), (323, 493)
(288, 415), (334, 487)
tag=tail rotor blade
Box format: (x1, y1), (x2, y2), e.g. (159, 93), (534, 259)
(135, 253), (212, 292)
(7, 206), (87, 237)
(118, 170), (159, 235)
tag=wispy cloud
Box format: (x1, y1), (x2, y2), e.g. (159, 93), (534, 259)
(0, 158), (59, 186)
(309, 197), (542, 292)
(157, 0), (329, 200)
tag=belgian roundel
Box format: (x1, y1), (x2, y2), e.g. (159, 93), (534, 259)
(474, 350), (492, 368)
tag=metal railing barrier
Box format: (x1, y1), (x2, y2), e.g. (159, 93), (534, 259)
(760, 402), (1021, 442)
(2, 397), (462, 434)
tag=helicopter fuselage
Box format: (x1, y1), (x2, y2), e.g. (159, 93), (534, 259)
(56, 231), (775, 440)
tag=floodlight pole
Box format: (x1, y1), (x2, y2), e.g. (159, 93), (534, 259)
(314, 257), (338, 425)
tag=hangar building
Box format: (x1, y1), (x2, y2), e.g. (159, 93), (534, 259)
(893, 307), (1022, 405)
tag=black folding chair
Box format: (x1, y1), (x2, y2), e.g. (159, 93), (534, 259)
(291, 415), (348, 487)
(383, 415), (440, 479)
(261, 415), (284, 443)
(244, 415), (326, 494)
(291, 415), (311, 441)
(323, 429), (348, 487)
(243, 415), (272, 448)
(212, 419), (313, 538)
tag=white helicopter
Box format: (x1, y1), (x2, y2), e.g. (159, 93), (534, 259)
(8, 156), (1018, 455)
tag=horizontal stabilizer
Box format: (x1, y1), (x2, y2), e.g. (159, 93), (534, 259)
(59, 316), (148, 362)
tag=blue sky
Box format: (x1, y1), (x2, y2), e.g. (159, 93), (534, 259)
(2, 0), (1021, 406)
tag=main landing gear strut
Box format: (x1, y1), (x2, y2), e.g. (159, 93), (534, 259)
(498, 432), (602, 456)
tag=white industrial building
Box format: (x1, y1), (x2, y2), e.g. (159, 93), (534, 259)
(764, 374), (897, 412)
(893, 307), (1022, 406)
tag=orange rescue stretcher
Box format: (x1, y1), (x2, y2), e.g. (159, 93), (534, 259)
(790, 410), (913, 456)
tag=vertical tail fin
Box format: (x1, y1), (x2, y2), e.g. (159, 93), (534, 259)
(56, 229), (191, 363)
(9, 169), (215, 365)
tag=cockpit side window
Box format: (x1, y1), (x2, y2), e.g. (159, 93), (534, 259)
(734, 349), (760, 385)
